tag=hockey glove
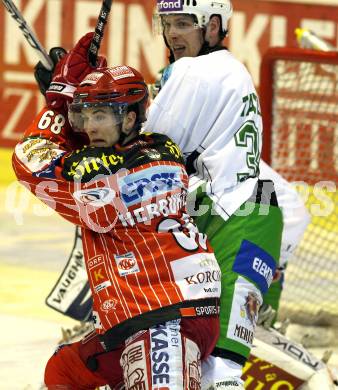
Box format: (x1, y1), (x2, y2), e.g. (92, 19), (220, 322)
(257, 303), (277, 329)
(46, 32), (107, 109)
(34, 47), (67, 96)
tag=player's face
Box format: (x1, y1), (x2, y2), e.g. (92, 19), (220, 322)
(82, 107), (121, 147)
(162, 14), (204, 60)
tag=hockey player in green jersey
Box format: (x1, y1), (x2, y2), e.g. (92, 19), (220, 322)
(145, 1), (284, 388)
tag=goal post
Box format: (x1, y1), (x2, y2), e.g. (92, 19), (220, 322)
(259, 47), (338, 327)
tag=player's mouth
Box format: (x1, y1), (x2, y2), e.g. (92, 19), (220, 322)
(172, 45), (186, 58)
(91, 139), (107, 146)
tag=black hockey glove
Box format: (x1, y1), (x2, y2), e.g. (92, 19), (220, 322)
(34, 47), (67, 96)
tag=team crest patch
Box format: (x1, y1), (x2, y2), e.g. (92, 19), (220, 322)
(114, 252), (140, 276)
(141, 148), (162, 160)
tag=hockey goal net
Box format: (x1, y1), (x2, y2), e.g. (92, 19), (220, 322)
(260, 47), (338, 328)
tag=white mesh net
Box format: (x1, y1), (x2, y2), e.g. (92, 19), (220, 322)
(263, 51), (338, 327)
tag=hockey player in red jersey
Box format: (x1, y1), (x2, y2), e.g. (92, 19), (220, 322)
(12, 34), (220, 389)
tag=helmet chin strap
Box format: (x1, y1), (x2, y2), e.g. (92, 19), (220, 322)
(118, 123), (140, 146)
(163, 33), (175, 64)
(118, 129), (127, 145)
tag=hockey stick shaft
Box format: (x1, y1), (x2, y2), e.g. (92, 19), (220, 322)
(88, 0), (113, 67)
(1, 0), (53, 70)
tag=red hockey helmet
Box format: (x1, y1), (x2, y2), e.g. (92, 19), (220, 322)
(68, 66), (149, 132)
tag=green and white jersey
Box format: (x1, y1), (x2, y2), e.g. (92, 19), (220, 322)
(144, 50), (262, 221)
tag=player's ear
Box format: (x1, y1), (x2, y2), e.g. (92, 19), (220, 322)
(206, 15), (221, 46)
(123, 111), (137, 135)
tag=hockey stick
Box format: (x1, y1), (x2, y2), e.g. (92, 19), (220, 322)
(1, 0), (53, 70)
(88, 0), (113, 66)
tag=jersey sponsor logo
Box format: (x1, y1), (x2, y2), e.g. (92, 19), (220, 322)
(151, 326), (170, 386)
(87, 255), (112, 293)
(199, 257), (217, 268)
(101, 299), (118, 313)
(26, 147), (58, 162)
(195, 304), (219, 316)
(26, 147), (59, 164)
(121, 341), (147, 390)
(94, 279), (111, 293)
(204, 287), (218, 293)
(252, 257), (273, 287)
(171, 253), (221, 300)
(118, 193), (186, 227)
(114, 252), (140, 277)
(234, 324), (254, 344)
(16, 139), (64, 174)
(80, 72), (104, 85)
(227, 277), (260, 348)
(150, 320), (182, 388)
(73, 188), (116, 207)
(65, 152), (124, 180)
(184, 270), (221, 285)
(232, 240), (276, 294)
(157, 0), (183, 12)
(214, 380), (241, 388)
(88, 255), (104, 270)
(240, 291), (260, 325)
(48, 82), (66, 92)
(119, 165), (184, 206)
(108, 66), (135, 80)
(22, 138), (44, 153)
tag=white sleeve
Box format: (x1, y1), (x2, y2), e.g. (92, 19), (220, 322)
(259, 160), (311, 267)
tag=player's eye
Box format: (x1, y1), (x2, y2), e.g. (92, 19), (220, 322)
(176, 21), (191, 28)
(163, 21), (171, 30)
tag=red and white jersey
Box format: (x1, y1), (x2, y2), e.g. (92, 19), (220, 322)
(13, 107), (221, 348)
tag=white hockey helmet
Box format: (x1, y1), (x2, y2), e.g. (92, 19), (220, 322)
(155, 0), (233, 33)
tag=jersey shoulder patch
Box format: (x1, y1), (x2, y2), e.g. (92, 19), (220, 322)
(139, 133), (184, 164)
